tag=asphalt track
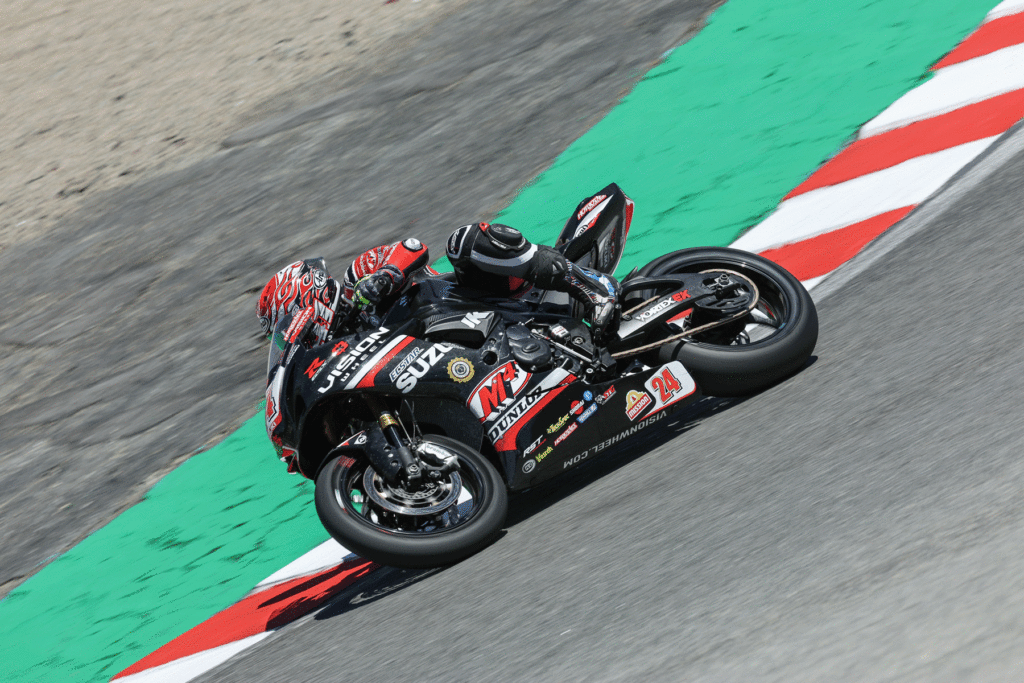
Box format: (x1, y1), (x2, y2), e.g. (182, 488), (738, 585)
(0, 0), (724, 592)
(195, 129), (1024, 680)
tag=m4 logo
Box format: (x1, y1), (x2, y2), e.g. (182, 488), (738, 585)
(467, 361), (531, 422)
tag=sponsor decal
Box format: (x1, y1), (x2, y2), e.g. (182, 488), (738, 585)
(643, 362), (697, 413)
(388, 346), (423, 382)
(570, 400), (586, 416)
(522, 459), (536, 473)
(402, 238), (423, 251)
(638, 298), (673, 321)
(626, 390), (653, 421)
(535, 445), (553, 463)
(576, 194), (608, 220)
(549, 324), (569, 339)
(460, 311), (489, 329)
(304, 357), (326, 380)
(339, 432), (368, 447)
(331, 339), (349, 356)
(447, 357), (475, 383)
(577, 403), (597, 423)
(319, 328), (389, 394)
(524, 435), (546, 456)
(265, 368), (284, 437)
(395, 343), (456, 393)
(487, 390), (544, 442)
(547, 414), (570, 434)
(468, 361), (532, 421)
(594, 385), (616, 405)
(563, 409), (669, 470)
(312, 269), (327, 289)
(284, 307), (314, 344)
(672, 289), (689, 302)
(583, 390), (593, 401)
(554, 422), (578, 446)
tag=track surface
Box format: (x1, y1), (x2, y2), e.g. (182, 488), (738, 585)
(198, 133), (1024, 681)
(0, 0), (723, 592)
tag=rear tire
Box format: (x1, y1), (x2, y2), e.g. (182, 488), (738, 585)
(638, 247), (818, 397)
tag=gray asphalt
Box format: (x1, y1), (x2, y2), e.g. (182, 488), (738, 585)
(0, 0), (723, 594)
(198, 129), (1024, 679)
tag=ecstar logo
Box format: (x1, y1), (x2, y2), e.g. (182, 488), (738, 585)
(395, 343), (455, 393)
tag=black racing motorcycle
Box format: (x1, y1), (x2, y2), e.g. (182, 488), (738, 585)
(264, 183), (818, 568)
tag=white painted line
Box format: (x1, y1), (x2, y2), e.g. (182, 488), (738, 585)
(731, 136), (997, 253)
(987, 0), (1024, 21)
(860, 43), (1024, 138)
(799, 275), (827, 291)
(252, 539), (356, 592)
(115, 633), (272, 683)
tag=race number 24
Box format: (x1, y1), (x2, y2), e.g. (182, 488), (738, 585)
(650, 367), (683, 402)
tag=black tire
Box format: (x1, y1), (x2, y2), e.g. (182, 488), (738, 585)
(637, 247), (818, 397)
(314, 435), (508, 568)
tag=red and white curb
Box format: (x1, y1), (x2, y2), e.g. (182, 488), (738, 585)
(737, 0), (1024, 292)
(111, 2), (1024, 680)
(112, 540), (375, 682)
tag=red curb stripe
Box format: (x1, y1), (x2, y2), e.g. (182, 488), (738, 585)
(785, 88), (1024, 199)
(933, 12), (1024, 70)
(113, 559), (377, 679)
(357, 335), (415, 389)
(758, 206), (915, 281)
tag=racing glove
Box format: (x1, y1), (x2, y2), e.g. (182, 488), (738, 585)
(352, 266), (403, 310)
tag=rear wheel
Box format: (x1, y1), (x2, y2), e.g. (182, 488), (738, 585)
(635, 247), (818, 397)
(314, 435), (507, 568)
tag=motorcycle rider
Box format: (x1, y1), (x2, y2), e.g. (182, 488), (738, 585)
(256, 221), (621, 350)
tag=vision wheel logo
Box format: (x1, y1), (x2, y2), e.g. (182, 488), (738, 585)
(447, 357), (475, 383)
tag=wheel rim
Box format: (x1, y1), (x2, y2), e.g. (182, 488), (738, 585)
(652, 259), (795, 349)
(332, 440), (488, 537)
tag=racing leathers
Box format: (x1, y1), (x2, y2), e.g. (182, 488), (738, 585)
(445, 222), (619, 337)
(257, 226), (619, 351)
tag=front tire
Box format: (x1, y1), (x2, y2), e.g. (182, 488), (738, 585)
(638, 247), (818, 397)
(314, 435), (508, 568)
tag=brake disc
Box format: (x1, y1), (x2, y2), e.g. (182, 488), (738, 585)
(362, 467), (462, 517)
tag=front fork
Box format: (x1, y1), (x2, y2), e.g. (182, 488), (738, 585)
(366, 396), (423, 486)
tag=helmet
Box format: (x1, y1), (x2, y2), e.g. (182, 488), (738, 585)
(256, 258), (337, 336)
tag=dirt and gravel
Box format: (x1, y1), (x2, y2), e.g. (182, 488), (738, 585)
(1, 0), (474, 248)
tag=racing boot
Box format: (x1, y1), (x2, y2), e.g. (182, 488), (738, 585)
(563, 262), (621, 344)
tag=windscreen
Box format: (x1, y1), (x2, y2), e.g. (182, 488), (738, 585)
(267, 316), (291, 375)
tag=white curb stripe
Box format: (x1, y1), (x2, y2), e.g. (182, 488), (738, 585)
(860, 43), (1024, 138)
(987, 0), (1024, 21)
(252, 539), (356, 592)
(115, 633), (272, 683)
(731, 136), (997, 253)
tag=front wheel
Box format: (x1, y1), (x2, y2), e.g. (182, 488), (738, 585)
(636, 247), (818, 397)
(314, 435), (508, 568)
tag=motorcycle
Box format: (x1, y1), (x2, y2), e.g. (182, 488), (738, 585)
(264, 183), (818, 568)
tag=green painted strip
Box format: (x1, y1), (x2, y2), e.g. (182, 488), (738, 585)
(0, 1), (996, 681)
(0, 417), (329, 682)
(499, 0), (993, 274)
